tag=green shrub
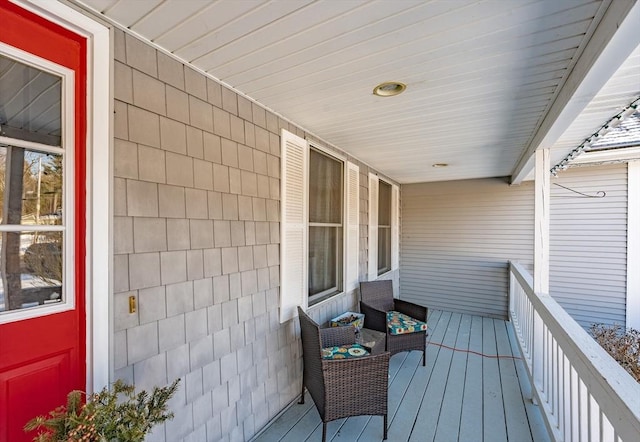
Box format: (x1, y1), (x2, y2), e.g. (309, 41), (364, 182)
(24, 379), (179, 442)
(590, 324), (640, 383)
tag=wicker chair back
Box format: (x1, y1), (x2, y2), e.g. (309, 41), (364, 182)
(360, 279), (395, 311)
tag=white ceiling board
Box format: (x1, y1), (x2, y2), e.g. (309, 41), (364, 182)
(130, 1), (216, 41)
(209, 0), (427, 81)
(79, 0), (115, 13)
(71, 0), (639, 184)
(152, 1), (260, 53)
(235, 3), (596, 97)
(179, 0), (318, 63)
(102, 0), (162, 29)
(191, 0), (365, 68)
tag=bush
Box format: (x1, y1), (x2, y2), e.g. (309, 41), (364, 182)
(590, 324), (640, 382)
(24, 379), (179, 442)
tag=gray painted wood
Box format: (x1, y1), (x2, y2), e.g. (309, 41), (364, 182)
(255, 400), (315, 442)
(495, 319), (533, 442)
(433, 312), (471, 442)
(506, 324), (551, 442)
(550, 164), (628, 328)
(401, 178), (535, 319)
(458, 315), (484, 441)
(406, 310), (450, 442)
(482, 318), (507, 442)
(251, 310), (550, 442)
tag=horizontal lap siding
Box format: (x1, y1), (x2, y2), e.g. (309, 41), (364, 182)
(550, 164), (627, 328)
(401, 178), (534, 319)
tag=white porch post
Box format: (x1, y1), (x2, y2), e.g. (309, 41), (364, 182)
(533, 149), (550, 392)
(628, 161), (640, 329)
(534, 149), (550, 294)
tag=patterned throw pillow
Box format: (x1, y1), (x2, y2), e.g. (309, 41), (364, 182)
(387, 311), (427, 335)
(321, 343), (370, 360)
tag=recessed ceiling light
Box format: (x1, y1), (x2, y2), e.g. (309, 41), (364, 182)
(373, 81), (406, 97)
(432, 163), (448, 168)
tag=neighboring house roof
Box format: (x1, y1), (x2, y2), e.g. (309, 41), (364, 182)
(553, 99), (640, 171)
(590, 109), (640, 151)
(570, 104), (640, 167)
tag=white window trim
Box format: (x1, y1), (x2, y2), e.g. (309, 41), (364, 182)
(368, 174), (399, 281)
(280, 130), (360, 319)
(15, 0), (112, 393)
(627, 160), (640, 329)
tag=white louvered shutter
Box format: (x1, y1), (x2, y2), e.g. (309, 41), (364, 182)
(368, 173), (379, 280)
(280, 129), (308, 323)
(345, 162), (360, 291)
(391, 184), (400, 271)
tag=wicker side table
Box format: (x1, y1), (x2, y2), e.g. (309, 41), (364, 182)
(358, 328), (386, 355)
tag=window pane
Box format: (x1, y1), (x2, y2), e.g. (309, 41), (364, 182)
(0, 55), (61, 146)
(378, 226), (391, 274)
(0, 145), (63, 225)
(378, 180), (392, 275)
(378, 180), (391, 226)
(309, 149), (343, 224)
(309, 226), (343, 299)
(0, 231), (63, 313)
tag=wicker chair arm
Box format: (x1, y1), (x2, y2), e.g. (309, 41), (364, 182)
(320, 325), (357, 347)
(322, 351), (390, 414)
(360, 301), (387, 333)
(394, 299), (428, 322)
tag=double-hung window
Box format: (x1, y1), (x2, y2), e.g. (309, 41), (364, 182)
(368, 174), (399, 280)
(280, 130), (359, 321)
(308, 149), (343, 303)
(377, 180), (392, 275)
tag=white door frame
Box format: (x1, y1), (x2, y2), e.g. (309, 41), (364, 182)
(12, 0), (112, 393)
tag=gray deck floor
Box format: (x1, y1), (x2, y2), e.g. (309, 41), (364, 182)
(252, 310), (550, 442)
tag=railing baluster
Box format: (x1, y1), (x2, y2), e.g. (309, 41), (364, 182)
(508, 261), (640, 442)
(580, 378), (589, 442)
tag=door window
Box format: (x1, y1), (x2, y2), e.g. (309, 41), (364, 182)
(0, 50), (73, 321)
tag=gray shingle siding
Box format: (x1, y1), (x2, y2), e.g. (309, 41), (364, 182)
(111, 29), (391, 441)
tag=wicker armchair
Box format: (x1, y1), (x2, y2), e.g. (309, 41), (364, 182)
(297, 307), (390, 442)
(359, 280), (428, 366)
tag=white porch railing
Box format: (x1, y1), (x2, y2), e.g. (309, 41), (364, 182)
(509, 261), (640, 442)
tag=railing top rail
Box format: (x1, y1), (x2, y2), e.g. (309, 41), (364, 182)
(509, 261), (640, 438)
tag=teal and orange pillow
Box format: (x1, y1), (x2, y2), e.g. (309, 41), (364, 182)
(322, 343), (370, 359)
(387, 311), (427, 335)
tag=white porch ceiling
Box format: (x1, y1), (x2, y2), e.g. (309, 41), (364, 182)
(71, 0), (640, 184)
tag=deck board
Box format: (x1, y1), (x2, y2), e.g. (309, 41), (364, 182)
(507, 324), (551, 442)
(482, 317), (508, 442)
(432, 312), (471, 442)
(410, 311), (461, 442)
(495, 319), (534, 442)
(251, 310), (551, 442)
(458, 315), (484, 441)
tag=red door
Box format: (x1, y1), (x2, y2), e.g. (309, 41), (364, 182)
(0, 2), (86, 441)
